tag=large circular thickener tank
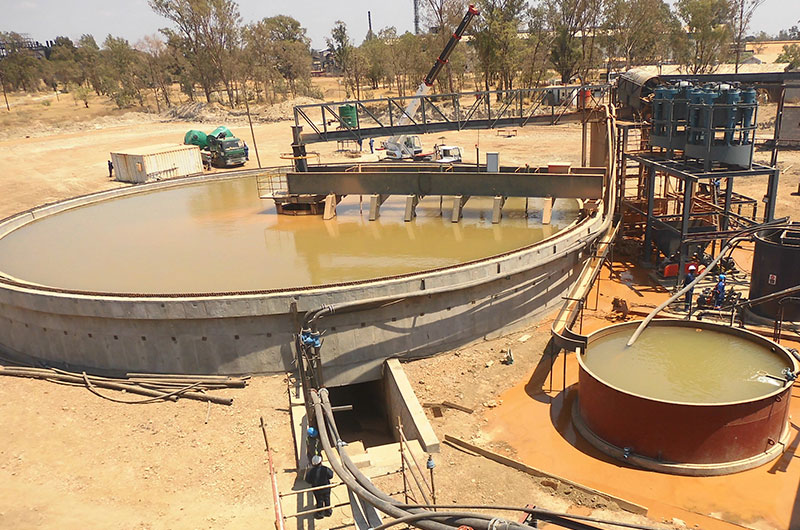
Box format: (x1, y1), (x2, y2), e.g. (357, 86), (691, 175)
(749, 225), (800, 322)
(574, 320), (797, 475)
(0, 171), (604, 383)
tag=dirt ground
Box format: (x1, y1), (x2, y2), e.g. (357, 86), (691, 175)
(0, 88), (798, 530)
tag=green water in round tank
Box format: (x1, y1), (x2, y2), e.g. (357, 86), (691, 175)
(584, 326), (791, 404)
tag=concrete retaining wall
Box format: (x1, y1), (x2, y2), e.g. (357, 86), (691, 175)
(0, 173), (605, 385)
(384, 359), (440, 453)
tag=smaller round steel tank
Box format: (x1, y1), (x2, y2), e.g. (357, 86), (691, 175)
(573, 320), (797, 476)
(750, 225), (800, 321)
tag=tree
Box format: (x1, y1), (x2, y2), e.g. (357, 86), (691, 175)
(602, 0), (682, 70)
(70, 83), (91, 108)
(518, 5), (554, 88)
(549, 27), (582, 84)
(542, 0), (599, 84)
(0, 32), (42, 92)
(777, 23), (800, 41)
(243, 15), (313, 101)
(360, 34), (390, 90)
(150, 0), (242, 107)
(472, 0), (527, 95)
(730, 0), (766, 73)
(48, 37), (81, 92)
(76, 35), (103, 95)
(242, 23), (280, 103)
(100, 35), (147, 108)
(676, 0), (733, 74)
(247, 16), (312, 97)
(777, 44), (800, 70)
(328, 21), (364, 99)
(136, 35), (174, 111)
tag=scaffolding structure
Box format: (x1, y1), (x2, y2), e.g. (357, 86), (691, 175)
(616, 121), (781, 286)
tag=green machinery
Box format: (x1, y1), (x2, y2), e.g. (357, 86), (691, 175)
(184, 126), (248, 168)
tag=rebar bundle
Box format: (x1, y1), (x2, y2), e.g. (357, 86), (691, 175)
(0, 363), (248, 405)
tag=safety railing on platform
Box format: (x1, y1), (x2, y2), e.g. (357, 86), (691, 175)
(256, 168), (290, 199)
(397, 421), (436, 508)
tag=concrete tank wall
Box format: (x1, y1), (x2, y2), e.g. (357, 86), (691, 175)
(0, 172), (605, 385)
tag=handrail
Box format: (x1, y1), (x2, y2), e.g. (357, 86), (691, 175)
(293, 85), (611, 111)
(550, 105), (618, 350)
(293, 85), (611, 143)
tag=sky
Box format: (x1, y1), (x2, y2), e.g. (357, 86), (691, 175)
(2, 0), (799, 50)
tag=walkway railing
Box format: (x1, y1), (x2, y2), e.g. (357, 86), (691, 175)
(256, 168), (290, 199)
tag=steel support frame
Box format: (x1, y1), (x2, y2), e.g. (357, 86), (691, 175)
(624, 152), (780, 285)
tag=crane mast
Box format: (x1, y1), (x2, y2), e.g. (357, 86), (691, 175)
(383, 4), (479, 159)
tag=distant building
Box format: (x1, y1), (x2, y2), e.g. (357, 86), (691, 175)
(0, 34), (48, 59)
(311, 49), (338, 75)
(745, 40), (799, 65)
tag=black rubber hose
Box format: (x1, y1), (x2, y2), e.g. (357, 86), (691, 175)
(313, 390), (532, 530)
(628, 218), (793, 346)
(317, 388), (660, 530)
(399, 505), (659, 530)
(371, 511), (602, 530)
(311, 391), (453, 530)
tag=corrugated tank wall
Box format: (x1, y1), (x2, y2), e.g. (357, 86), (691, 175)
(143, 146), (203, 181)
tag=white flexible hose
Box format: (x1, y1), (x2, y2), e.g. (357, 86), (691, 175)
(626, 220), (792, 347)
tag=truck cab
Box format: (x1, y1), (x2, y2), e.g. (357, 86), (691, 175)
(207, 135), (247, 167)
(434, 145), (462, 164)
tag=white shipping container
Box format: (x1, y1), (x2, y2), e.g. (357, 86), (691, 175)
(111, 144), (204, 184)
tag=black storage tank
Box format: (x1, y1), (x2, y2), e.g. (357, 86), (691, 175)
(749, 225), (800, 321)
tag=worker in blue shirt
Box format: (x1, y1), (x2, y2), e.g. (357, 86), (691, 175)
(713, 274), (726, 309)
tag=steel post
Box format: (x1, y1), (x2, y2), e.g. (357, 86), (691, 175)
(722, 177), (733, 231)
(765, 169), (780, 222)
(677, 178), (694, 287)
(642, 166), (656, 265)
(291, 126), (308, 172)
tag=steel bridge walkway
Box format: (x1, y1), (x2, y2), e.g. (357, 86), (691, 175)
(293, 85), (611, 144)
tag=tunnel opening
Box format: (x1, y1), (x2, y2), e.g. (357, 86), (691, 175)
(326, 380), (394, 449)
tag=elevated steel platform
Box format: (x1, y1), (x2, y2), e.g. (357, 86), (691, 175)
(619, 149), (781, 283)
(285, 167), (604, 199)
(268, 162), (605, 223)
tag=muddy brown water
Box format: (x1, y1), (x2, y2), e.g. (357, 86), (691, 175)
(583, 326), (792, 403)
(0, 176), (580, 293)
